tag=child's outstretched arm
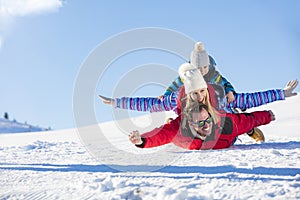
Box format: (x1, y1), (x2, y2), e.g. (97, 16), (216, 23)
(218, 76), (236, 103)
(207, 68), (236, 103)
(162, 76), (184, 96)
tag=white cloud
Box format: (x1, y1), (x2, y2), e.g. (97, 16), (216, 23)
(0, 0), (63, 48)
(0, 0), (63, 17)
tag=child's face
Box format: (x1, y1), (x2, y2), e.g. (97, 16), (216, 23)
(198, 65), (209, 76)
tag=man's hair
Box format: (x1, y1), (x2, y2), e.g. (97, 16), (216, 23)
(184, 88), (219, 123)
(184, 102), (209, 121)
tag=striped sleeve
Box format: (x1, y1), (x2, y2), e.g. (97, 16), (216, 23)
(113, 92), (178, 113)
(149, 92), (178, 112)
(226, 89), (285, 110)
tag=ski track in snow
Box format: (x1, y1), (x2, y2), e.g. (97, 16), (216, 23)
(1, 95), (300, 199)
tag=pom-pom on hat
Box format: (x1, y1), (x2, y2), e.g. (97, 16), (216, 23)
(178, 63), (207, 94)
(190, 42), (210, 68)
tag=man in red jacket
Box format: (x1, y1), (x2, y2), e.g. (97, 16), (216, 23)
(129, 103), (275, 150)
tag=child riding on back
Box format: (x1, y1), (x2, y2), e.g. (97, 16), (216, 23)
(162, 42), (235, 104)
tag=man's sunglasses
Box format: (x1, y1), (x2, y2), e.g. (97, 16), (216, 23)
(190, 116), (212, 127)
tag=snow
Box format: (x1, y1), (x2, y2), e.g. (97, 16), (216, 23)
(0, 118), (48, 133)
(1, 95), (300, 199)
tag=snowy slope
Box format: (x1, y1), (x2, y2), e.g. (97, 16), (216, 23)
(0, 118), (48, 133)
(0, 95), (300, 199)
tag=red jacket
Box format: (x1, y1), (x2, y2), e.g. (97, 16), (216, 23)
(138, 110), (273, 150)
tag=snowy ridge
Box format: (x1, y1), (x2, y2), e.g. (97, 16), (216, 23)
(0, 118), (49, 134)
(0, 94), (300, 199)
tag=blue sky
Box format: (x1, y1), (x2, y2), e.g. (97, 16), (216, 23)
(0, 0), (299, 130)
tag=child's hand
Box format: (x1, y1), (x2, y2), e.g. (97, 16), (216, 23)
(225, 91), (235, 103)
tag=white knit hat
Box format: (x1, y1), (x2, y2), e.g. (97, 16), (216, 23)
(178, 63), (207, 94)
(190, 42), (209, 68)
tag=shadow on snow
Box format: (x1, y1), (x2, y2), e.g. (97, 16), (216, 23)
(0, 163), (299, 178)
(231, 141), (300, 150)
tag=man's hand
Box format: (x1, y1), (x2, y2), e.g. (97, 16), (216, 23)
(129, 130), (143, 145)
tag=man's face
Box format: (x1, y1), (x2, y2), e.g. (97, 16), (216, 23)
(189, 109), (213, 137)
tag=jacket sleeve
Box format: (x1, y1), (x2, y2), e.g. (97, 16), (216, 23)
(219, 76), (236, 94)
(227, 89), (285, 110)
(227, 111), (273, 138)
(209, 69), (236, 94)
(163, 76), (184, 96)
(114, 93), (178, 112)
(138, 117), (181, 148)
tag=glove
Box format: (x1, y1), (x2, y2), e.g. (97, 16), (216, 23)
(283, 80), (298, 98)
(268, 110), (276, 121)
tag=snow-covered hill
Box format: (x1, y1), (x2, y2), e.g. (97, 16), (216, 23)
(0, 118), (49, 133)
(0, 94), (299, 199)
